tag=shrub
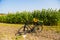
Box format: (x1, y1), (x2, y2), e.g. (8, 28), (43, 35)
(0, 9), (59, 26)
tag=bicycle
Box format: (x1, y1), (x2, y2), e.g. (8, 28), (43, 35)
(15, 21), (43, 36)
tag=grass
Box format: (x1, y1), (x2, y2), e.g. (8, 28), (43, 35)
(0, 23), (60, 33)
(16, 35), (24, 40)
(43, 25), (60, 33)
(0, 23), (60, 40)
(0, 23), (23, 28)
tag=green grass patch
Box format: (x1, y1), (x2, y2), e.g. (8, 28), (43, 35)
(0, 23), (23, 28)
(16, 35), (24, 40)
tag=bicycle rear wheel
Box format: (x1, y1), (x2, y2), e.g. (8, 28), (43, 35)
(16, 26), (29, 36)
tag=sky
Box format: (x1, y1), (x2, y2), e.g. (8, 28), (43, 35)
(0, 0), (60, 13)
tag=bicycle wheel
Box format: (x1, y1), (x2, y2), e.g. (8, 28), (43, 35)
(15, 26), (29, 36)
(34, 25), (43, 33)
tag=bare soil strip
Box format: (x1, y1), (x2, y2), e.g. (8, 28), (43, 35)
(0, 25), (60, 40)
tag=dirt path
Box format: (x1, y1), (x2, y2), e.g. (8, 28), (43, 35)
(0, 26), (60, 40)
(25, 30), (60, 40)
(0, 26), (18, 40)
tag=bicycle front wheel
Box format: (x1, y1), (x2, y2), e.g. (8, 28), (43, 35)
(34, 25), (43, 33)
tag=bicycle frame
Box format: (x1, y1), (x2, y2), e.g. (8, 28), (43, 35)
(15, 21), (43, 36)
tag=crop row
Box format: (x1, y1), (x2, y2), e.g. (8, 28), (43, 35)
(0, 9), (60, 25)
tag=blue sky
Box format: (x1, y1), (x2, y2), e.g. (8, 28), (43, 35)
(0, 0), (60, 13)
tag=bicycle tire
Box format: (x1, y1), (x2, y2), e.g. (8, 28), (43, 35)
(34, 25), (43, 33)
(15, 25), (32, 36)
